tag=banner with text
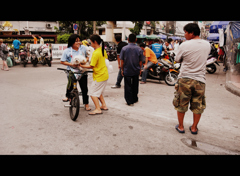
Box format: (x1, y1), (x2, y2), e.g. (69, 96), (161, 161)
(51, 44), (68, 59)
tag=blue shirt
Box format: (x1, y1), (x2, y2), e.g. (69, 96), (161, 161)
(120, 43), (144, 76)
(13, 39), (21, 49)
(150, 43), (163, 58)
(61, 45), (87, 70)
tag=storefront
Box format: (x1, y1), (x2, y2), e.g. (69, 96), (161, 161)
(0, 35), (57, 44)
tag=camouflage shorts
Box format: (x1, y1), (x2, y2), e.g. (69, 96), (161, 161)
(173, 78), (206, 114)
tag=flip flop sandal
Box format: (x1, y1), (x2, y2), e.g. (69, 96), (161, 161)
(85, 107), (92, 111)
(88, 111), (103, 115)
(175, 125), (185, 133)
(62, 98), (70, 102)
(100, 108), (108, 111)
(189, 126), (198, 135)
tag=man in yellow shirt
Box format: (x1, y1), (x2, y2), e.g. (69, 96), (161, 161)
(139, 43), (158, 84)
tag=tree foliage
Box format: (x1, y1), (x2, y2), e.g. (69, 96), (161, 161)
(58, 21), (106, 39)
(129, 21), (144, 35)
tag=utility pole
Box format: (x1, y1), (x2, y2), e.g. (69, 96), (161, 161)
(93, 21), (96, 34)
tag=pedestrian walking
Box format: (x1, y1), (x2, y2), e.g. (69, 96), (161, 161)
(0, 39), (9, 71)
(120, 33), (144, 106)
(139, 43), (158, 84)
(39, 35), (44, 44)
(173, 23), (211, 135)
(111, 34), (128, 89)
(32, 35), (37, 44)
(80, 34), (109, 115)
(12, 38), (21, 58)
(60, 34), (91, 111)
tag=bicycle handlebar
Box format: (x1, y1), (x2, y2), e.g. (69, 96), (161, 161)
(57, 68), (93, 74)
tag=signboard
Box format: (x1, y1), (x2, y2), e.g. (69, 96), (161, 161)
(0, 35), (57, 44)
(73, 23), (78, 31)
(51, 44), (68, 59)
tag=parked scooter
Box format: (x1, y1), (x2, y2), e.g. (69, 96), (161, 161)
(8, 48), (16, 66)
(140, 58), (179, 86)
(37, 44), (52, 67)
(206, 47), (220, 74)
(30, 48), (38, 67)
(19, 47), (28, 67)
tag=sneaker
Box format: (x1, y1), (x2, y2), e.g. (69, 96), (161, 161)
(111, 85), (121, 88)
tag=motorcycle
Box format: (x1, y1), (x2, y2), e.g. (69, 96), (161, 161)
(104, 42), (117, 61)
(206, 47), (220, 74)
(19, 47), (28, 67)
(140, 58), (179, 86)
(37, 44), (52, 67)
(30, 49), (38, 67)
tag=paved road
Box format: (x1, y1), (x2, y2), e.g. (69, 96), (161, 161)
(0, 61), (239, 154)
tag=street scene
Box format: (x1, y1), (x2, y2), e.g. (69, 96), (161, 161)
(0, 60), (240, 154)
(0, 21), (240, 155)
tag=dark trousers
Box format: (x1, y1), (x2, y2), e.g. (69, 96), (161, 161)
(124, 75), (139, 104)
(116, 68), (124, 86)
(66, 74), (89, 105)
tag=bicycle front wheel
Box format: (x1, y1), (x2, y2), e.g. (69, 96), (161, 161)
(69, 92), (80, 121)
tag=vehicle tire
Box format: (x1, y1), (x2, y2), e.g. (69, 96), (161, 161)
(165, 72), (178, 86)
(206, 64), (216, 74)
(69, 92), (80, 121)
(23, 60), (27, 67)
(42, 58), (46, 65)
(47, 60), (51, 67)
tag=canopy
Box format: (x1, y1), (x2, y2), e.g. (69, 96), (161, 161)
(157, 34), (167, 39)
(229, 21), (240, 39)
(136, 34), (147, 39)
(169, 36), (182, 40)
(146, 34), (160, 39)
(207, 33), (219, 41)
(209, 21), (230, 33)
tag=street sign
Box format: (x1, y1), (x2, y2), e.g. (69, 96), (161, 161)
(73, 23), (78, 31)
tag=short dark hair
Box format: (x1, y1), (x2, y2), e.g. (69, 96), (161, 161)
(139, 43), (146, 48)
(115, 34), (122, 42)
(67, 34), (81, 48)
(154, 39), (159, 43)
(183, 23), (200, 36)
(128, 33), (136, 43)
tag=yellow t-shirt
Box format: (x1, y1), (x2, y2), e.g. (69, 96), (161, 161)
(90, 47), (109, 82)
(143, 47), (158, 64)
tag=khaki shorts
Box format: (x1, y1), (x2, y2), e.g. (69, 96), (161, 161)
(173, 78), (206, 114)
(89, 80), (108, 98)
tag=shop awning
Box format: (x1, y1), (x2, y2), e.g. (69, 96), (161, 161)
(207, 33), (219, 41)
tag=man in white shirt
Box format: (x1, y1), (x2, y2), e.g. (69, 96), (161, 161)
(173, 23), (211, 135)
(39, 35), (44, 44)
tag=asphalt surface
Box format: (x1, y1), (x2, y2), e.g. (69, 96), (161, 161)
(0, 60), (240, 154)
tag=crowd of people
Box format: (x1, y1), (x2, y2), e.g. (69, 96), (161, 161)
(58, 22), (211, 135)
(1, 22), (213, 135)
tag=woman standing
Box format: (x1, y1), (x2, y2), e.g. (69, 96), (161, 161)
(60, 34), (91, 111)
(0, 39), (9, 71)
(80, 34), (109, 115)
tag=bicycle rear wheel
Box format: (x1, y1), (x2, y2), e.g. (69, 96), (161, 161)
(69, 92), (80, 121)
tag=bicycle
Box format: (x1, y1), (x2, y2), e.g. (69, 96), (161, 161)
(57, 68), (92, 121)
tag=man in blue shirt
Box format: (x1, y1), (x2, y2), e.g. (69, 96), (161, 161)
(149, 39), (163, 59)
(120, 33), (144, 105)
(12, 38), (21, 58)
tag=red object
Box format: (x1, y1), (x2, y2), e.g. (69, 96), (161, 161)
(146, 21), (150, 25)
